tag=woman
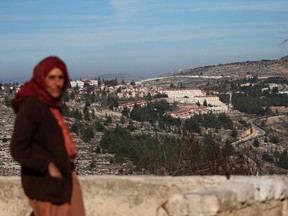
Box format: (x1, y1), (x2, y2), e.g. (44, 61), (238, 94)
(10, 56), (85, 216)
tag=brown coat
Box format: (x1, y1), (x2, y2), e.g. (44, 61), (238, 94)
(11, 96), (72, 204)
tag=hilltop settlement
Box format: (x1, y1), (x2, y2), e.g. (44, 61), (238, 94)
(1, 56), (288, 176)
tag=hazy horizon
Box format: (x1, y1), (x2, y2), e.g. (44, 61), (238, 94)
(1, 55), (286, 84)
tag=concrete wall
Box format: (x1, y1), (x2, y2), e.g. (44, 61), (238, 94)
(1, 175), (288, 216)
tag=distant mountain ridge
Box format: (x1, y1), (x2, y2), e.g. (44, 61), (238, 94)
(170, 56), (288, 78)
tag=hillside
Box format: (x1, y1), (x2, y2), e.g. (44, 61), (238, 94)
(140, 56), (288, 88)
(171, 56), (288, 77)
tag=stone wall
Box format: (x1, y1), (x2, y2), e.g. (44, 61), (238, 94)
(1, 175), (288, 216)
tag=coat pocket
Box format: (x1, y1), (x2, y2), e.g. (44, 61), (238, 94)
(45, 174), (65, 198)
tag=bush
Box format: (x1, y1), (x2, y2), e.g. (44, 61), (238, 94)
(262, 153), (274, 163)
(269, 134), (280, 144)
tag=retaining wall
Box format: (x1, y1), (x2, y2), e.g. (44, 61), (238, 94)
(1, 175), (288, 216)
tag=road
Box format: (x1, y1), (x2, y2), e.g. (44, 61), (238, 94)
(247, 117), (266, 137)
(230, 115), (277, 174)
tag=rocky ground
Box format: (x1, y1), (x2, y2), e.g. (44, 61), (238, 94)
(0, 104), (19, 175)
(238, 113), (288, 174)
(0, 104), (139, 176)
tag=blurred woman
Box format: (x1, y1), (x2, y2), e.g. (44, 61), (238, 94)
(10, 56), (85, 216)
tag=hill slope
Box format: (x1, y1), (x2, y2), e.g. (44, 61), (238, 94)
(170, 56), (288, 78)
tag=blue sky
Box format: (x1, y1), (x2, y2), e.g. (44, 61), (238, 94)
(0, 0), (288, 82)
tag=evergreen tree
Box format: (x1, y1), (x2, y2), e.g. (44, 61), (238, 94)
(122, 107), (130, 117)
(91, 109), (96, 119)
(277, 150), (288, 169)
(62, 90), (69, 102)
(71, 109), (82, 120)
(202, 132), (221, 161)
(218, 113), (233, 129)
(203, 99), (208, 106)
(81, 126), (94, 143)
(95, 120), (105, 132)
(231, 128), (238, 139)
(70, 120), (80, 135)
(60, 102), (70, 117)
(130, 80), (136, 86)
(83, 105), (90, 120)
(253, 138), (260, 147)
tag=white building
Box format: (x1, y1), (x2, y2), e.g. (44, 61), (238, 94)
(159, 88), (205, 103)
(70, 79), (98, 88)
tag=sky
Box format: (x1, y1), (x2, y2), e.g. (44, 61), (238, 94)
(0, 0), (288, 83)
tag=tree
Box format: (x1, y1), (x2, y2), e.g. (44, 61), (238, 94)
(253, 138), (260, 147)
(62, 90), (69, 102)
(95, 120), (105, 132)
(203, 99), (208, 106)
(262, 153), (274, 163)
(202, 112), (219, 129)
(74, 84), (80, 91)
(4, 97), (11, 107)
(83, 105), (90, 120)
(91, 109), (96, 119)
(106, 116), (112, 124)
(260, 120), (266, 127)
(70, 121), (80, 135)
(272, 87), (279, 94)
(130, 80), (136, 86)
(223, 139), (233, 157)
(218, 113), (233, 129)
(277, 150), (288, 169)
(60, 102), (70, 117)
(130, 104), (143, 121)
(122, 107), (130, 117)
(202, 132), (221, 161)
(70, 91), (75, 100)
(97, 77), (102, 86)
(71, 109), (82, 120)
(183, 117), (201, 134)
(231, 128), (238, 139)
(81, 126), (94, 143)
(270, 134), (280, 144)
(107, 96), (118, 110)
(120, 115), (125, 124)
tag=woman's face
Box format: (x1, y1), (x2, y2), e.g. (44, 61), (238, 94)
(45, 68), (65, 98)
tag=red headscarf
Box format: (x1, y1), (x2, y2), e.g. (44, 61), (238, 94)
(11, 56), (70, 112)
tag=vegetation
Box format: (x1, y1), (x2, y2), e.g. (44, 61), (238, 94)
(99, 126), (242, 175)
(227, 77), (288, 115)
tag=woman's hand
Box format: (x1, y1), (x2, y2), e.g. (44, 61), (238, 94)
(48, 162), (63, 178)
